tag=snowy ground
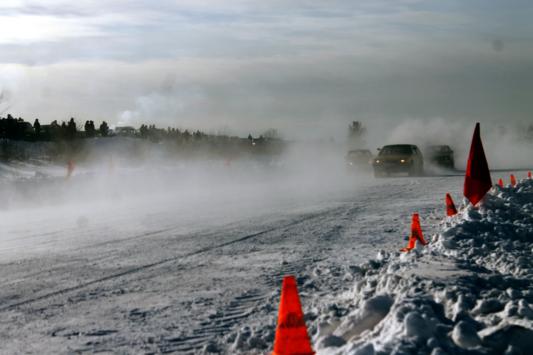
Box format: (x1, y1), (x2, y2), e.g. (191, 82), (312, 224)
(0, 159), (531, 354)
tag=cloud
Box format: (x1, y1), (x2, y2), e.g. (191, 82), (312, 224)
(0, 0), (532, 140)
(0, 13), (130, 44)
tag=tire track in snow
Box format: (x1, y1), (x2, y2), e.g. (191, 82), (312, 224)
(158, 288), (265, 353)
(156, 254), (325, 353)
(0, 210), (337, 313)
(152, 210), (350, 353)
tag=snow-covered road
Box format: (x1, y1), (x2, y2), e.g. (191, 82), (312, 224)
(0, 168), (519, 354)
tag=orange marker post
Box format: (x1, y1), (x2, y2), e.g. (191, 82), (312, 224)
(272, 276), (314, 355)
(510, 174), (517, 187)
(498, 178), (504, 188)
(66, 160), (75, 179)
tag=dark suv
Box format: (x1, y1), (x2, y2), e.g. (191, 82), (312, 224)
(372, 144), (424, 177)
(426, 145), (454, 169)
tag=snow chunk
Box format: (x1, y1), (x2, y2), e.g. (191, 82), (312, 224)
(452, 321), (481, 349)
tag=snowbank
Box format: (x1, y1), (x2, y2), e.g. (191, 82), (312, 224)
(310, 178), (533, 354)
(167, 177), (532, 354)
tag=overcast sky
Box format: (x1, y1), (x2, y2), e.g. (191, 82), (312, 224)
(0, 0), (532, 139)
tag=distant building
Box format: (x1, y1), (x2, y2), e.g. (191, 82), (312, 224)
(19, 121), (34, 136)
(115, 126), (137, 136)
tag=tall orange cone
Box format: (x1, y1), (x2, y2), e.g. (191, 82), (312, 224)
(272, 276), (314, 355)
(400, 213), (427, 252)
(445, 193), (458, 216)
(464, 123), (492, 206)
(510, 174), (517, 187)
(498, 178), (504, 187)
(528, 171), (532, 179)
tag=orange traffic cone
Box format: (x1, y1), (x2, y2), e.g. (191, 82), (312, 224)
(498, 178), (504, 187)
(272, 276), (314, 355)
(401, 236), (417, 252)
(445, 193), (458, 216)
(464, 123), (492, 206)
(510, 174), (517, 187)
(528, 171), (532, 179)
(400, 213), (427, 252)
(66, 160), (75, 179)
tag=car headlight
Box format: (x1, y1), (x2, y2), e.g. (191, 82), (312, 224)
(400, 159), (406, 163)
(375, 159), (380, 164)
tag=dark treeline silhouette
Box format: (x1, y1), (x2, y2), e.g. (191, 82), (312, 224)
(0, 114), (112, 141)
(0, 114), (276, 144)
(0, 114), (285, 162)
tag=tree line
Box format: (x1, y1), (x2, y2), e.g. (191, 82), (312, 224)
(0, 114), (278, 145)
(0, 114), (110, 141)
(0, 114), (285, 162)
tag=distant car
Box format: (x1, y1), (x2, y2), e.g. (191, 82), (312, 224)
(372, 144), (424, 177)
(426, 145), (454, 169)
(346, 149), (373, 168)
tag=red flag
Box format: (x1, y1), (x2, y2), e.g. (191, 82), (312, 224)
(445, 193), (458, 216)
(272, 276), (314, 355)
(464, 123), (492, 206)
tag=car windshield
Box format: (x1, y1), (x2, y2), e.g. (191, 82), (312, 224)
(380, 145), (412, 155)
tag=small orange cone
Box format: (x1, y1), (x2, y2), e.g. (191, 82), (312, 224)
(400, 236), (417, 252)
(498, 178), (504, 187)
(66, 160), (75, 179)
(401, 213), (427, 252)
(510, 174), (517, 187)
(445, 193), (458, 216)
(272, 276), (314, 355)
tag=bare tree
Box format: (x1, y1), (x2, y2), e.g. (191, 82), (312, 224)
(0, 89), (12, 116)
(348, 121), (367, 148)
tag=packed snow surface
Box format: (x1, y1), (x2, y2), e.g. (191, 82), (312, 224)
(0, 160), (531, 354)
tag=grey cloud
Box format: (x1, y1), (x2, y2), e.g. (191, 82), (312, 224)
(3, 43), (533, 140)
(0, 0), (532, 140)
